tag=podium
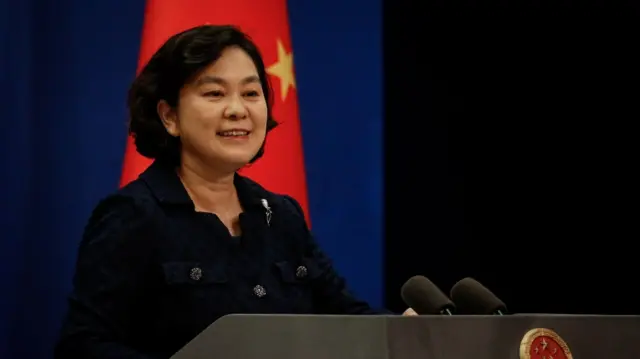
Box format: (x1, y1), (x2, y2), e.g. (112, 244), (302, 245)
(170, 314), (640, 359)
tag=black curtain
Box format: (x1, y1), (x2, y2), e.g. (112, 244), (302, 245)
(383, 0), (640, 314)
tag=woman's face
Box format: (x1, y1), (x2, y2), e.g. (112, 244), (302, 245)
(159, 46), (268, 172)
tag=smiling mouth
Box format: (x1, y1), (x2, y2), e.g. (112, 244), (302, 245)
(216, 130), (250, 137)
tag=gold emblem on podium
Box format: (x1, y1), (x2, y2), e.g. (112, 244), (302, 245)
(520, 328), (573, 359)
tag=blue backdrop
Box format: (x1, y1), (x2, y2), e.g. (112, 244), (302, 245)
(0, 0), (382, 358)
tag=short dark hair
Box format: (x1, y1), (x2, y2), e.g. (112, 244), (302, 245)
(127, 25), (278, 165)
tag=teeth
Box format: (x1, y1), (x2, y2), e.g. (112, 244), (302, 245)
(219, 130), (248, 136)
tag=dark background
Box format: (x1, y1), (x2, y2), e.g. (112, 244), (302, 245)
(383, 0), (640, 315)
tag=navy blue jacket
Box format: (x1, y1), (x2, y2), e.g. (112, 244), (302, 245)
(55, 160), (386, 359)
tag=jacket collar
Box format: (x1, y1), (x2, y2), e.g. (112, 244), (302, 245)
(139, 160), (268, 211)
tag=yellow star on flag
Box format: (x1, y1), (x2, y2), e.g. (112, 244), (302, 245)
(267, 39), (296, 102)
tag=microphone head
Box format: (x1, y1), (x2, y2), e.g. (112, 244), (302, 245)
(401, 275), (456, 315)
(450, 277), (507, 315)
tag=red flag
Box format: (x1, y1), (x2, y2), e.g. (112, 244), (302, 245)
(120, 0), (310, 221)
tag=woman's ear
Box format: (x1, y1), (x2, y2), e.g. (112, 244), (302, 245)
(157, 100), (179, 137)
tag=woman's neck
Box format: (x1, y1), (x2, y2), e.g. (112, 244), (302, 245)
(177, 157), (238, 214)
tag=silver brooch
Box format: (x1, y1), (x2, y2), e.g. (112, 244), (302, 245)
(189, 267), (202, 281)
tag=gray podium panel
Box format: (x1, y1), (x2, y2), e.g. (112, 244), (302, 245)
(171, 314), (640, 359)
(171, 314), (388, 359)
(385, 315), (640, 359)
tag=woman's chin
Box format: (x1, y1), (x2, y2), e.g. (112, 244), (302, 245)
(215, 151), (258, 170)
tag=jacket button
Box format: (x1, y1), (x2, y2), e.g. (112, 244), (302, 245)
(296, 265), (308, 279)
(190, 267), (202, 281)
(253, 285), (267, 298)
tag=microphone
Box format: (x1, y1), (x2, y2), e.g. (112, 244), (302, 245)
(450, 277), (507, 315)
(401, 275), (456, 315)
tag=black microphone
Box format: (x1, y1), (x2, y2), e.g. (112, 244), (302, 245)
(401, 275), (456, 315)
(450, 277), (507, 315)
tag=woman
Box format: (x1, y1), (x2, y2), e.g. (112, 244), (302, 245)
(55, 25), (411, 359)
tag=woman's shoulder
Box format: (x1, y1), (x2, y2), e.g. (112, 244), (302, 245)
(85, 178), (159, 235)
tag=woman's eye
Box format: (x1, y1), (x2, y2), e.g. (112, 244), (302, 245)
(244, 91), (259, 97)
(204, 90), (224, 97)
